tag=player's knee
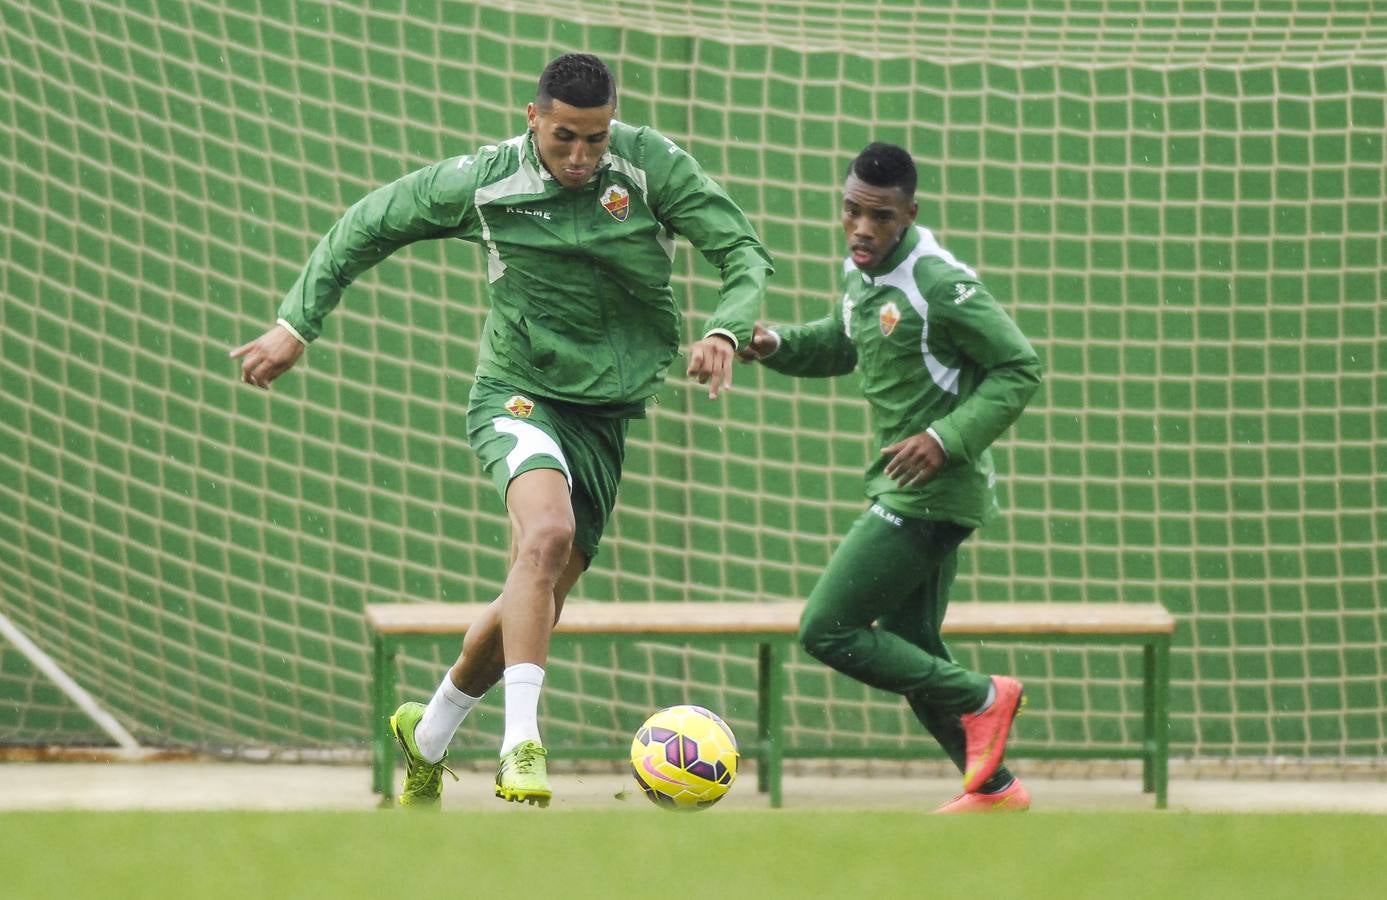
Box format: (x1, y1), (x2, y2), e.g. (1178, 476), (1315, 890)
(798, 614), (849, 665)
(514, 517), (576, 573)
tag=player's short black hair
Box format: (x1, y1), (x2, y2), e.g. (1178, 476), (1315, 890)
(849, 142), (917, 198)
(536, 53), (616, 110)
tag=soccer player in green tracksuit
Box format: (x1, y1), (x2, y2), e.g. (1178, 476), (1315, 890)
(231, 53), (773, 808)
(739, 143), (1042, 813)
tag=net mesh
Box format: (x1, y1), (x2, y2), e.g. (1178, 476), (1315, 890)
(1, 0), (1383, 765)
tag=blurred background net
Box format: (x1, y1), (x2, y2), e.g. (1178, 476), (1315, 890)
(1, 0), (1383, 769)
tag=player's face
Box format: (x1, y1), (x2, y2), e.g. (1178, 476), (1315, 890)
(841, 174), (917, 269)
(528, 99), (614, 189)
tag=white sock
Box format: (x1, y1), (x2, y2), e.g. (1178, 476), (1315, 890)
(972, 680), (997, 715)
(500, 663), (545, 755)
(414, 674), (482, 764)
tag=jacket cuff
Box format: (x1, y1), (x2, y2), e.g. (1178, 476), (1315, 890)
(277, 318), (310, 346)
(926, 424), (959, 460)
(702, 328), (739, 351)
(926, 427), (948, 460)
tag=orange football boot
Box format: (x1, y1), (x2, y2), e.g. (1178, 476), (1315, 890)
(934, 777), (1031, 814)
(960, 675), (1024, 793)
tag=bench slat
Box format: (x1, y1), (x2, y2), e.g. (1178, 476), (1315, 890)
(366, 600), (1174, 637)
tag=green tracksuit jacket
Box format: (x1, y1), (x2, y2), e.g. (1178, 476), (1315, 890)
(276, 122), (773, 409)
(761, 225), (1042, 527)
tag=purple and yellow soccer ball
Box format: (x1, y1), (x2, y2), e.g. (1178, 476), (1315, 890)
(629, 704), (738, 811)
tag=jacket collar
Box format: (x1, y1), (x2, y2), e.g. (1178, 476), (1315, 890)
(523, 129), (613, 187)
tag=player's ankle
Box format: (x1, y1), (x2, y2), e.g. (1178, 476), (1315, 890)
(972, 678), (997, 715)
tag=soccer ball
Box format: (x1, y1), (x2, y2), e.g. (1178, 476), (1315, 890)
(629, 704), (738, 811)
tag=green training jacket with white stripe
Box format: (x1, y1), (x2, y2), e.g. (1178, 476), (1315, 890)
(276, 122), (773, 410)
(760, 225), (1042, 527)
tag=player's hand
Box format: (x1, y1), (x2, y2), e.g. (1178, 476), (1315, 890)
(230, 324), (305, 390)
(881, 430), (947, 488)
(735, 323), (780, 362)
(686, 334), (735, 399)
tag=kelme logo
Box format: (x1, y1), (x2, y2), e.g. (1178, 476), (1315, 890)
(504, 395), (535, 418)
(600, 185), (630, 222)
(879, 301), (901, 336)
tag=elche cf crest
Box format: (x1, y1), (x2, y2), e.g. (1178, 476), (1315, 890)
(504, 395), (534, 418)
(600, 185), (630, 222)
(879, 301), (901, 336)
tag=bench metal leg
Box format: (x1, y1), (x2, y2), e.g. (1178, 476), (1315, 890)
(757, 642), (771, 795)
(372, 636), (397, 805)
(754, 641), (786, 808)
(1142, 643), (1156, 795)
(765, 640), (785, 809)
(1154, 638), (1171, 809)
(1141, 639), (1172, 809)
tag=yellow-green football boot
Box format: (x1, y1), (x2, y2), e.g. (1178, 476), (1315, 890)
(389, 701), (456, 809)
(495, 740), (552, 807)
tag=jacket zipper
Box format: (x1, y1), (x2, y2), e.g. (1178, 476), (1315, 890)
(583, 180), (627, 396)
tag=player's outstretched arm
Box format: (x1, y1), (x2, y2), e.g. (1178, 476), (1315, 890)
(686, 333), (736, 399)
(230, 323), (306, 390)
(750, 314), (857, 379)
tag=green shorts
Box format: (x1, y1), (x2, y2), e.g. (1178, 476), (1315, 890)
(466, 377), (631, 563)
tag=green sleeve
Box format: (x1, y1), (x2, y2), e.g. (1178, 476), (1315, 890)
(760, 306), (858, 378)
(276, 156), (478, 342)
(926, 281), (1043, 463)
(643, 130), (773, 349)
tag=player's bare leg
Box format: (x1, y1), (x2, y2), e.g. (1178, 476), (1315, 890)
(496, 468), (576, 669)
(445, 541), (586, 697)
(394, 551), (585, 807)
(492, 468), (578, 806)
(402, 547), (584, 769)
(392, 469), (583, 809)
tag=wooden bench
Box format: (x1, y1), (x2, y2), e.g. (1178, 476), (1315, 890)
(366, 600), (1176, 808)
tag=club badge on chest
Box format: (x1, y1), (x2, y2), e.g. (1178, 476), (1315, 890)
(879, 301), (901, 336)
(600, 185), (630, 222)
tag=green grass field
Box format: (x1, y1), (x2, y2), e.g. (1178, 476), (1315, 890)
(3, 810), (1382, 899)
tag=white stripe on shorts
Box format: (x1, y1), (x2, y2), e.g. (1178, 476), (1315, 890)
(491, 416), (573, 490)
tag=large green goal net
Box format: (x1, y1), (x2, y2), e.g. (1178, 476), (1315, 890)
(2, 0), (1383, 768)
